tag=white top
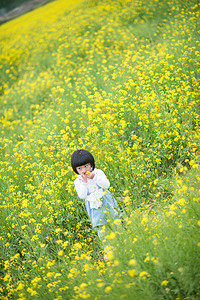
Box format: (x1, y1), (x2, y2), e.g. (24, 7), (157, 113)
(74, 168), (110, 200)
(74, 168), (119, 228)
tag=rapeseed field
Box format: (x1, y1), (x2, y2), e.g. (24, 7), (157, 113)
(0, 0), (199, 299)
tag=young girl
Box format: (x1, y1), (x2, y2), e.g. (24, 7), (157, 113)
(71, 149), (120, 240)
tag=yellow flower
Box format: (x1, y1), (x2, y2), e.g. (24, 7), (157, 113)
(16, 282), (24, 291)
(27, 287), (38, 296)
(80, 283), (87, 289)
(107, 232), (116, 240)
(113, 260), (120, 266)
(139, 271), (150, 279)
(128, 259), (137, 266)
(58, 250), (64, 256)
(105, 286), (112, 293)
(114, 218), (121, 225)
(161, 280), (169, 286)
(97, 282), (105, 288)
(79, 292), (91, 299)
(141, 216), (148, 224)
(128, 269), (137, 277)
(123, 196), (131, 205)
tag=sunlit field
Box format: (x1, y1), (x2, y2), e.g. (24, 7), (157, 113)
(0, 0), (200, 299)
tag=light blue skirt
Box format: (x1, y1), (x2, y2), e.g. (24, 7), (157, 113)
(85, 190), (120, 228)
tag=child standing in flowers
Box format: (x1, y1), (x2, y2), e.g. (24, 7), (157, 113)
(71, 149), (120, 243)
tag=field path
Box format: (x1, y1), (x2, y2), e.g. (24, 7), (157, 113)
(0, 0), (53, 24)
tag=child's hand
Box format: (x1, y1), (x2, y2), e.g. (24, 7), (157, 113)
(81, 170), (94, 182)
(87, 171), (95, 180)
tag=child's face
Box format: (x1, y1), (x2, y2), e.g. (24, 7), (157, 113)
(76, 163), (92, 175)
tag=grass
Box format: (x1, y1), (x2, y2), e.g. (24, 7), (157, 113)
(0, 0), (200, 299)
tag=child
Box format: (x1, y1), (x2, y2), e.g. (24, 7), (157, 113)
(71, 149), (120, 243)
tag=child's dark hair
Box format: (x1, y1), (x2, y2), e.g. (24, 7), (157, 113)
(71, 149), (95, 174)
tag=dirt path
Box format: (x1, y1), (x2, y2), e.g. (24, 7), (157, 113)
(0, 0), (53, 24)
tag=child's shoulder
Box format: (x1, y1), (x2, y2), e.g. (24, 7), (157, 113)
(94, 168), (106, 175)
(94, 168), (102, 172)
(74, 175), (82, 183)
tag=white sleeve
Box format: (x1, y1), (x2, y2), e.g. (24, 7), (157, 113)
(93, 169), (110, 190)
(74, 179), (88, 199)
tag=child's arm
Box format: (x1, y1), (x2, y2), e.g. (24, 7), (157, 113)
(93, 169), (110, 190)
(74, 180), (88, 199)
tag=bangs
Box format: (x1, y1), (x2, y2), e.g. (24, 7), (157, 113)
(74, 155), (90, 168)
